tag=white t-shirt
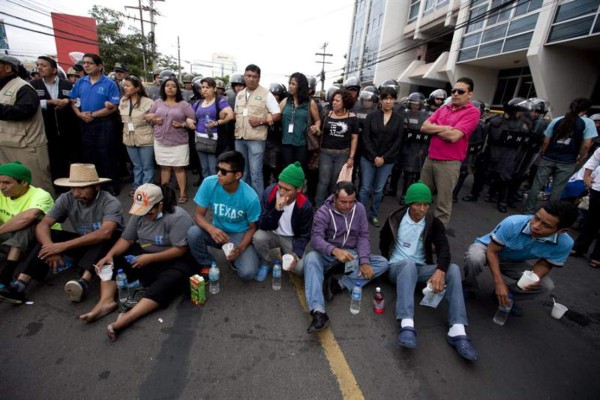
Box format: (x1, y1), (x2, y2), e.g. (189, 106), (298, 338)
(275, 195), (295, 237)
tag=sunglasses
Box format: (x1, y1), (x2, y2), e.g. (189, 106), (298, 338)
(216, 166), (237, 175)
(451, 88), (467, 95)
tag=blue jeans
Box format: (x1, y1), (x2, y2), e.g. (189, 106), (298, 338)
(126, 145), (155, 189)
(304, 250), (389, 313)
(235, 139), (266, 195)
(388, 259), (468, 326)
(186, 226), (259, 281)
(315, 150), (349, 207)
(358, 158), (394, 219)
(198, 151), (217, 179)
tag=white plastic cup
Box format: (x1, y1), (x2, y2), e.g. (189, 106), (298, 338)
(517, 270), (540, 290)
(98, 264), (113, 281)
(222, 242), (234, 257)
(282, 254), (294, 271)
(551, 302), (568, 319)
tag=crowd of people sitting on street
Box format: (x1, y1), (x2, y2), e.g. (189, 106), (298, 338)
(1, 53), (599, 359)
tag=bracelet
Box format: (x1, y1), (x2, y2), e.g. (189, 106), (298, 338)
(259, 119), (263, 125)
(349, 155), (355, 158)
(216, 120), (220, 126)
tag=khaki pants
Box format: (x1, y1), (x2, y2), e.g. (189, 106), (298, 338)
(0, 145), (53, 194)
(420, 157), (461, 227)
(252, 229), (303, 275)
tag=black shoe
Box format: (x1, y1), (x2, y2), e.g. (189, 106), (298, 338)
(324, 276), (344, 302)
(307, 311), (330, 333)
(446, 228), (456, 237)
(497, 203), (508, 213)
(0, 286), (26, 304)
(462, 194), (478, 202)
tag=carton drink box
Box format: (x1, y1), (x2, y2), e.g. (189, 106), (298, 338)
(190, 274), (206, 305)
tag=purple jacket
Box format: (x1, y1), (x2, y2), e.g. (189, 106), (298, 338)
(310, 194), (371, 265)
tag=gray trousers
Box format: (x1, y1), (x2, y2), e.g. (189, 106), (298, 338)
(463, 242), (555, 298)
(252, 229), (304, 275)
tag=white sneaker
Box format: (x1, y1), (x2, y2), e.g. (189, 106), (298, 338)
(64, 280), (84, 302)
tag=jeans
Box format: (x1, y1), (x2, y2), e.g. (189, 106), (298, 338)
(198, 151), (217, 179)
(126, 145), (155, 189)
(524, 158), (576, 213)
(358, 158), (394, 219)
(388, 260), (467, 325)
(235, 139), (266, 195)
(252, 229), (303, 275)
(463, 242), (555, 298)
(315, 149), (349, 207)
(420, 157), (462, 227)
(303, 250), (389, 313)
(186, 226), (259, 281)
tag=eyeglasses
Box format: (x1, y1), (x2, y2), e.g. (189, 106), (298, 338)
(216, 166), (237, 175)
(451, 88), (467, 95)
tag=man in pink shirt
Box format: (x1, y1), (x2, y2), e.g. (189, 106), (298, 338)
(420, 77), (480, 227)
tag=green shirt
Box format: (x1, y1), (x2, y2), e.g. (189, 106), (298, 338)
(281, 100), (310, 146)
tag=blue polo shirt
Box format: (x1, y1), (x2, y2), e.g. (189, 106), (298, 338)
(69, 74), (120, 112)
(475, 215), (573, 267)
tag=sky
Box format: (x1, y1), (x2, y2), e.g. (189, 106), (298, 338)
(1, 0), (355, 88)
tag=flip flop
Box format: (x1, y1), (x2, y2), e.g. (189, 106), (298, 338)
(589, 260), (600, 269)
(178, 195), (188, 204)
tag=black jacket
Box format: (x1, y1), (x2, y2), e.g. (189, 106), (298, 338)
(361, 109), (404, 163)
(379, 206), (451, 272)
(30, 77), (78, 142)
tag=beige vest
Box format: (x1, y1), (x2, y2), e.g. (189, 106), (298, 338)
(119, 96), (155, 147)
(234, 85), (270, 141)
(0, 77), (46, 148)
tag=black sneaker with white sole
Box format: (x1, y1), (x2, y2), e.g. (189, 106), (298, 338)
(0, 286), (26, 304)
(307, 310), (330, 333)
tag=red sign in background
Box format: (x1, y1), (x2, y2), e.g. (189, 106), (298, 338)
(51, 13), (99, 72)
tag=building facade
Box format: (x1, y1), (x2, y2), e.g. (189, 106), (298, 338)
(346, 0), (600, 114)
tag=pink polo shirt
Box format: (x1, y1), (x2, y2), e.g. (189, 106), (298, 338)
(426, 102), (480, 161)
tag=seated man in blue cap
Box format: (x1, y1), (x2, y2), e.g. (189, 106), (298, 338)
(380, 181), (478, 361)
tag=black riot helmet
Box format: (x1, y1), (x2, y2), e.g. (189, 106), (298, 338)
(359, 85), (379, 103)
(307, 76), (317, 93)
(504, 97), (533, 115)
(269, 83), (287, 97)
(159, 69), (177, 85)
(230, 73), (245, 87)
(343, 76), (361, 91)
(428, 89), (447, 104)
(529, 97), (549, 115)
(378, 79), (399, 95)
(470, 99), (487, 117)
(407, 92), (424, 109)
(325, 84), (341, 103)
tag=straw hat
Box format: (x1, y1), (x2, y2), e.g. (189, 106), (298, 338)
(54, 164), (111, 187)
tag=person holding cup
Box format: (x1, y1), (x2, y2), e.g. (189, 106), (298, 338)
(81, 184), (194, 340)
(253, 162), (314, 275)
(463, 201), (578, 310)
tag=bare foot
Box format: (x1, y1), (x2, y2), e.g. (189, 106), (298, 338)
(79, 301), (118, 323)
(107, 324), (118, 342)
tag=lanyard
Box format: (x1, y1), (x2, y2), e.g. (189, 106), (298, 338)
(128, 98), (141, 117)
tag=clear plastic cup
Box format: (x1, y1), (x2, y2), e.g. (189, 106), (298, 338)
(282, 254), (294, 271)
(98, 264), (113, 281)
(222, 242), (234, 257)
(551, 302), (568, 319)
(517, 270), (540, 290)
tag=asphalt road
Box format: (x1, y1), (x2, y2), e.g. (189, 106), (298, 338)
(1, 172), (599, 400)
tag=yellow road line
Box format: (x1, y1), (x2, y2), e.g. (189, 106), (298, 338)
(290, 273), (365, 400)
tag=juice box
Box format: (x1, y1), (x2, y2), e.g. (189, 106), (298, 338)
(190, 274), (206, 305)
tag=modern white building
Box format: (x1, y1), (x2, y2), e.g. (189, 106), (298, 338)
(345, 0), (600, 114)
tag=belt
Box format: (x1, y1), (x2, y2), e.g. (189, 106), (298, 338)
(322, 148), (350, 154)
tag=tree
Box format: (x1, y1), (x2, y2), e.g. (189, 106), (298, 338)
(89, 5), (154, 79)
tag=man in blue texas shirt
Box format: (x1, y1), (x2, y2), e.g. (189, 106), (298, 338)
(187, 151), (261, 280)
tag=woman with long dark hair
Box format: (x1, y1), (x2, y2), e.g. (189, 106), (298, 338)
(279, 72), (321, 169)
(524, 98), (596, 213)
(119, 76), (155, 195)
(80, 184), (195, 341)
(145, 78), (196, 203)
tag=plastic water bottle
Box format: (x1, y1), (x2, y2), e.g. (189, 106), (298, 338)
(373, 287), (384, 314)
(208, 261), (220, 294)
(350, 282), (362, 314)
(205, 115), (212, 137)
(56, 255), (74, 273)
(272, 260), (282, 290)
(115, 269), (129, 304)
(493, 294), (513, 325)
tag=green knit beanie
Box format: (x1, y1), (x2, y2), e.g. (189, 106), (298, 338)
(405, 181), (431, 204)
(278, 161), (305, 188)
(0, 161), (32, 184)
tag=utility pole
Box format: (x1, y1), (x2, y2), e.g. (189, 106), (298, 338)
(177, 36), (181, 82)
(315, 42), (333, 94)
(149, 0), (164, 70)
(124, 0), (161, 79)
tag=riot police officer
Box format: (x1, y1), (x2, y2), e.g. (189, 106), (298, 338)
(427, 89), (447, 113)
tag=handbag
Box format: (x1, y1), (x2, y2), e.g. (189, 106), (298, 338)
(337, 162), (353, 183)
(306, 99), (321, 151)
(195, 136), (217, 154)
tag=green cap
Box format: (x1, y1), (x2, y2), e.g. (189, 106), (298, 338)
(278, 162), (305, 188)
(0, 161), (32, 184)
(405, 181), (431, 204)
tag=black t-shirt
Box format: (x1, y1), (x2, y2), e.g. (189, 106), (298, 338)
(320, 113), (358, 150)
